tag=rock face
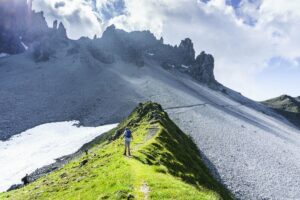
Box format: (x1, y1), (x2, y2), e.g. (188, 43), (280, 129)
(178, 38), (195, 65)
(53, 20), (58, 30)
(0, 0), (29, 54)
(190, 51), (215, 83)
(1, 2), (216, 83)
(57, 22), (67, 38)
(0, 0), (67, 55)
(96, 26), (217, 84)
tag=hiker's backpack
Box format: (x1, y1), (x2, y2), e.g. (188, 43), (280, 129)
(125, 130), (132, 138)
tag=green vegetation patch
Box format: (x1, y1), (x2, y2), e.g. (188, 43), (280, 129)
(1, 102), (233, 200)
(262, 95), (300, 128)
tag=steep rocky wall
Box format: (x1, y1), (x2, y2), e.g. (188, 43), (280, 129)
(0, 0), (62, 54)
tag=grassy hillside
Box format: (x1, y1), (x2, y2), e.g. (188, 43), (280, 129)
(262, 95), (300, 129)
(0, 102), (233, 200)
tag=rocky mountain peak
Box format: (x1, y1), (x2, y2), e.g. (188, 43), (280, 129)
(57, 22), (67, 38)
(179, 38), (194, 52)
(0, 0), (68, 55)
(98, 26), (217, 85)
(178, 38), (195, 65)
(279, 94), (293, 101)
(159, 37), (164, 44)
(263, 94), (300, 128)
(189, 51), (215, 83)
(0, 0), (30, 54)
(102, 24), (116, 38)
(53, 20), (58, 30)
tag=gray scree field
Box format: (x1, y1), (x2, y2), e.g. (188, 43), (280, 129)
(0, 25), (299, 199)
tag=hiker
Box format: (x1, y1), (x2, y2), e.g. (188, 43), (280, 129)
(21, 174), (29, 185)
(123, 128), (133, 156)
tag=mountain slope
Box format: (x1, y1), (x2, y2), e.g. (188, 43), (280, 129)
(1, 25), (300, 199)
(1, 7), (300, 199)
(0, 25), (217, 141)
(262, 95), (300, 128)
(0, 102), (233, 200)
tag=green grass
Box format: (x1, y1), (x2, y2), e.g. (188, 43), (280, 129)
(262, 95), (300, 128)
(0, 102), (233, 200)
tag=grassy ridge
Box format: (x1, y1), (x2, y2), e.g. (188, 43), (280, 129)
(1, 102), (233, 200)
(262, 95), (300, 129)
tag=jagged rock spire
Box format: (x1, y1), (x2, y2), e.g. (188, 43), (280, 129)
(178, 38), (195, 65)
(102, 24), (116, 36)
(159, 37), (164, 44)
(190, 51), (215, 83)
(57, 22), (67, 38)
(53, 20), (58, 30)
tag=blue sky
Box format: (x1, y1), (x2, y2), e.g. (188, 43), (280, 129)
(226, 0), (243, 8)
(31, 0), (300, 100)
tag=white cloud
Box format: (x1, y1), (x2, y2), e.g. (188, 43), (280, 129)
(32, 0), (103, 39)
(33, 0), (300, 100)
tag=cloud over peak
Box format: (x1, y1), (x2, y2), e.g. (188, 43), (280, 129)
(32, 0), (300, 100)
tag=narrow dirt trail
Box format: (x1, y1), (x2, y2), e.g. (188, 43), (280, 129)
(140, 182), (150, 200)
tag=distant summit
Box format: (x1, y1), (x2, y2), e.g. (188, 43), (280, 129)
(0, 11), (220, 141)
(263, 95), (300, 113)
(97, 25), (217, 85)
(0, 0), (217, 85)
(262, 95), (300, 128)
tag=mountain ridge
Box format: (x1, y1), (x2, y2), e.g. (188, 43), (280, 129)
(0, 102), (233, 200)
(0, 7), (220, 141)
(262, 95), (300, 128)
(1, 2), (300, 199)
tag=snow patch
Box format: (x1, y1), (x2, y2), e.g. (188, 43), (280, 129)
(0, 53), (10, 58)
(20, 41), (28, 50)
(181, 64), (190, 69)
(147, 52), (155, 56)
(19, 36), (28, 50)
(0, 121), (118, 192)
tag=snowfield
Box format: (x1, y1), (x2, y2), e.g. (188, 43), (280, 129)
(0, 122), (117, 192)
(0, 38), (299, 199)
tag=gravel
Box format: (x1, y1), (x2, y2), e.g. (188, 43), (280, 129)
(0, 45), (299, 199)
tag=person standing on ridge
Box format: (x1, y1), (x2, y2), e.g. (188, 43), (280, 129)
(123, 128), (133, 156)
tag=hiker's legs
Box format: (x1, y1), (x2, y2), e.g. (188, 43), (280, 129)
(128, 142), (131, 156)
(124, 141), (127, 155)
(124, 141), (130, 155)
